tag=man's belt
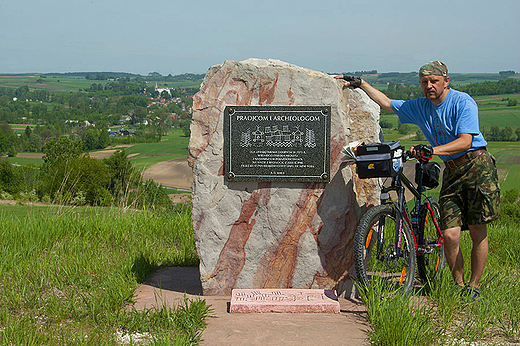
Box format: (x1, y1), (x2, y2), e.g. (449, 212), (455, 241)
(445, 148), (487, 170)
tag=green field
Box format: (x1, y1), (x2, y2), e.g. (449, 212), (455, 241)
(123, 130), (190, 170)
(380, 93), (520, 130)
(0, 75), (110, 93)
(7, 125), (519, 194)
(0, 74), (203, 93)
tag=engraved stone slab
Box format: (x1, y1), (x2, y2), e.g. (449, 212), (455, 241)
(230, 289), (340, 313)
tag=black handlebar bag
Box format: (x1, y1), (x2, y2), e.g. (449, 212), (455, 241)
(356, 141), (403, 178)
(415, 162), (441, 188)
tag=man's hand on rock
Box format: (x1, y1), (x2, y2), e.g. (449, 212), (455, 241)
(333, 74), (362, 88)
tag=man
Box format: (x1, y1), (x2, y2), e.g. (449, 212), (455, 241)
(335, 61), (500, 299)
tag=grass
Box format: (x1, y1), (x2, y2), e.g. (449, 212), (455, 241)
(0, 204), (210, 345)
(5, 157), (43, 167)
(379, 93), (520, 133)
(358, 217), (520, 346)
(124, 131), (190, 170)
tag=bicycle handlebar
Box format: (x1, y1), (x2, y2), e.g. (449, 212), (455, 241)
(404, 146), (432, 163)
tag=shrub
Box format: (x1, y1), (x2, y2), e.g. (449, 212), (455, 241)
(0, 159), (22, 194)
(19, 189), (38, 202)
(0, 190), (13, 200)
(380, 119), (393, 129)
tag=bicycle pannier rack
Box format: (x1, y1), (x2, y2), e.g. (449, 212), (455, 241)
(355, 141), (403, 179)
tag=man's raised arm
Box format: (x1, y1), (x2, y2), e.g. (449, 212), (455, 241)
(333, 75), (393, 112)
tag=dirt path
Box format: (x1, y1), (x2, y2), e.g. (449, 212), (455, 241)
(140, 157), (192, 204)
(142, 157), (192, 190)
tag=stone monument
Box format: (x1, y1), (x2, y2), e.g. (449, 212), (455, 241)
(188, 58), (381, 296)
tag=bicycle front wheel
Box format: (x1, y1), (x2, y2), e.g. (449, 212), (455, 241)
(354, 204), (416, 295)
(417, 198), (446, 284)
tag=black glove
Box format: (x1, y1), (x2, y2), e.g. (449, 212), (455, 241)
(414, 144), (433, 161)
(341, 75), (362, 88)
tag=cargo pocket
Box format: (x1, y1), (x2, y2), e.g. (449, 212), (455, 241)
(478, 182), (501, 223)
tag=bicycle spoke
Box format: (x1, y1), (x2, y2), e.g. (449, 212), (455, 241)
(354, 205), (416, 294)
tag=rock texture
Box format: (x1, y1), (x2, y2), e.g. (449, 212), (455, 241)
(189, 58), (381, 296)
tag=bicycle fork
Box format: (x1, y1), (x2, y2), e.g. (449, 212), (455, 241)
(393, 185), (407, 258)
(375, 186), (407, 262)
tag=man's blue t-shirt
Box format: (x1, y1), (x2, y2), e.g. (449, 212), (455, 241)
(390, 89), (487, 162)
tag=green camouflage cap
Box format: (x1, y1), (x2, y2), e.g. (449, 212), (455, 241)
(419, 61), (448, 77)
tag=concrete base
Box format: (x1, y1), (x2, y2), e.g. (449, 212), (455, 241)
(230, 289), (340, 313)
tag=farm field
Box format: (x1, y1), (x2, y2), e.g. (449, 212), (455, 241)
(0, 75), (109, 93)
(380, 93), (520, 130)
(475, 93), (520, 128)
(0, 74), (203, 93)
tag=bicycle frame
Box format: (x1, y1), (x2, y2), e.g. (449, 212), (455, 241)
(378, 156), (443, 257)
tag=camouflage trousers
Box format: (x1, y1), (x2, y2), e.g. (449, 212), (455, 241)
(440, 150), (501, 230)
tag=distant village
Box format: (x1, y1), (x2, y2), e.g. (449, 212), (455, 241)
(64, 82), (192, 137)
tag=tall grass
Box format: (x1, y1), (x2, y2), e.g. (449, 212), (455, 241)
(358, 218), (520, 345)
(0, 204), (209, 345)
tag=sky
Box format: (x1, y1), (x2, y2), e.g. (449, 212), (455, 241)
(1, 0), (519, 75)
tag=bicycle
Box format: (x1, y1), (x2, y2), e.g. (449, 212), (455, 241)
(353, 142), (446, 295)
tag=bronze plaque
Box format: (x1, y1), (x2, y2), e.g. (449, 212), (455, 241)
(224, 106), (331, 182)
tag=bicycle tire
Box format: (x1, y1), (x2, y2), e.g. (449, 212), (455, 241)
(417, 198), (446, 284)
(354, 204), (416, 295)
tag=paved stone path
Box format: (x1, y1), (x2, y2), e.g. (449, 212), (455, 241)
(132, 267), (370, 346)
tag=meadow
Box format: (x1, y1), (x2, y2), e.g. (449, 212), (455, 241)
(475, 93), (520, 129)
(0, 204), (210, 345)
(122, 131), (190, 171)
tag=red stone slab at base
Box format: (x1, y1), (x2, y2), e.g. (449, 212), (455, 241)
(230, 289), (340, 313)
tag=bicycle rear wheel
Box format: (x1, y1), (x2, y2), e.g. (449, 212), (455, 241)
(354, 204), (416, 295)
(417, 198), (446, 284)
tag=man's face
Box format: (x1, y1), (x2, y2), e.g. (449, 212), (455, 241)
(420, 75), (450, 104)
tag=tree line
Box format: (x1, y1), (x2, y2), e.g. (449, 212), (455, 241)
(0, 136), (174, 210)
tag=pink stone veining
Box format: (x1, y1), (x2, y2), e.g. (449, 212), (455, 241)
(205, 183), (271, 295)
(190, 59), (381, 296)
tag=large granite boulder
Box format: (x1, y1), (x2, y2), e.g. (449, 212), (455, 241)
(188, 58), (381, 296)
